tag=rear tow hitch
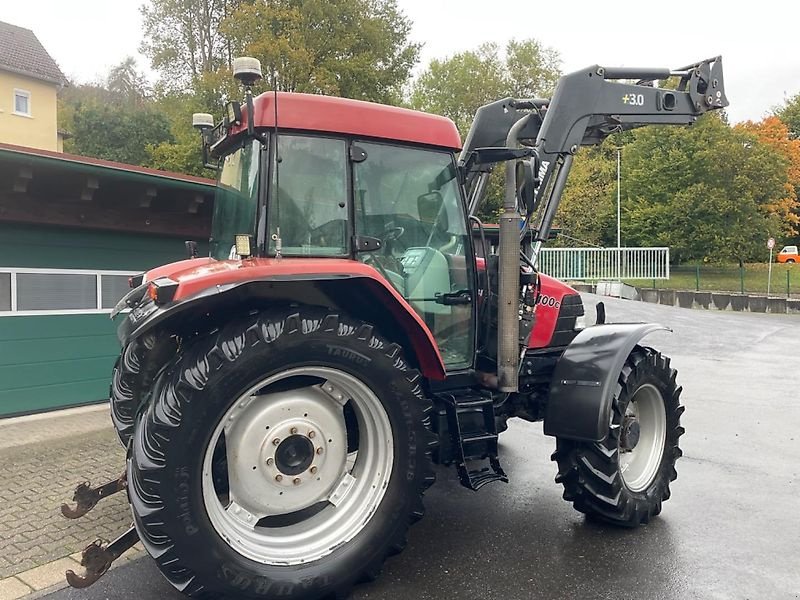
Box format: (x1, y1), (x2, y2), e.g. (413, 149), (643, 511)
(60, 473), (127, 519)
(65, 525), (139, 588)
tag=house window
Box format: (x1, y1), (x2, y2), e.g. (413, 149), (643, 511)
(13, 89), (31, 116)
(0, 269), (139, 315)
(100, 275), (132, 309)
(16, 273), (97, 310)
(0, 273), (10, 311)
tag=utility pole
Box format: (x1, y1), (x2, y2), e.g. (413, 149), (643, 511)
(617, 147), (621, 282)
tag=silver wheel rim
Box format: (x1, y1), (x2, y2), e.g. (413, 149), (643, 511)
(201, 366), (394, 566)
(619, 383), (666, 492)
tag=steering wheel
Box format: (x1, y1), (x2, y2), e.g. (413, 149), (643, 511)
(383, 225), (405, 243)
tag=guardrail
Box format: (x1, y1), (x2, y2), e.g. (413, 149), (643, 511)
(538, 247), (670, 281)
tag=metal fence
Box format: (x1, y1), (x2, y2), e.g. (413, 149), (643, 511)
(537, 247), (670, 281)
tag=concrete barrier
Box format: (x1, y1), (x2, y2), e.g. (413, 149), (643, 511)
(748, 296), (767, 313)
(767, 297), (787, 314)
(658, 289), (675, 306)
(676, 290), (694, 308)
(729, 294), (748, 312)
(694, 292), (711, 309)
(788, 299), (800, 314)
(641, 289), (659, 303)
(572, 283), (595, 294)
(711, 293), (730, 310)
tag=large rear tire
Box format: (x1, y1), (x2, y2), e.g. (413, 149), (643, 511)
(109, 331), (176, 446)
(128, 308), (436, 599)
(552, 346), (684, 527)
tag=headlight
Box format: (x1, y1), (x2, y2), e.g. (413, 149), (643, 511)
(574, 315), (588, 331)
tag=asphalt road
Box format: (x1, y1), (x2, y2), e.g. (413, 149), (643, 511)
(45, 296), (800, 600)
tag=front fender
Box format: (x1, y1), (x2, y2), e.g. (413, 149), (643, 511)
(543, 323), (670, 442)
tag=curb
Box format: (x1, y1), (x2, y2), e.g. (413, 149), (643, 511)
(0, 544), (144, 599)
(578, 282), (800, 315)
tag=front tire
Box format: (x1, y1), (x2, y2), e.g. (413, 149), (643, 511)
(128, 308), (436, 599)
(552, 346), (684, 527)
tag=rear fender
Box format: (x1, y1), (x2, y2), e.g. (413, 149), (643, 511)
(543, 323), (670, 442)
(118, 275), (446, 381)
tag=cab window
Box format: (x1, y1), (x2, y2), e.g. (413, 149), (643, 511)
(353, 142), (474, 370)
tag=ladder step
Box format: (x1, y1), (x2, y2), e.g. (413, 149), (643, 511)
(453, 398), (493, 409)
(461, 433), (497, 445)
(437, 390), (508, 491)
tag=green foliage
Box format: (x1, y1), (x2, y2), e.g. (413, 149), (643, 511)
(58, 58), (173, 166)
(621, 114), (788, 263)
(409, 38), (561, 220)
(555, 141), (618, 247)
(67, 102), (174, 165)
(410, 39), (561, 134)
(775, 92), (800, 139)
(220, 0), (419, 103)
(140, 0), (239, 89)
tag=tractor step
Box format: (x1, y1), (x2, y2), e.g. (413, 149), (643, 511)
(438, 390), (508, 491)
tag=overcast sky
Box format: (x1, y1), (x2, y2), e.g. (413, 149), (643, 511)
(1, 0), (797, 124)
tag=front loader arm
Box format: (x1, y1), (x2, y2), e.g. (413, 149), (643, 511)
(538, 57), (727, 159)
(462, 56), (728, 231)
(530, 56), (727, 245)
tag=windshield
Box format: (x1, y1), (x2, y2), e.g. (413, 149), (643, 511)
(353, 142), (474, 370)
(210, 139), (261, 260)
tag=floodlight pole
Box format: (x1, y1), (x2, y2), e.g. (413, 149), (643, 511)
(616, 147), (621, 282)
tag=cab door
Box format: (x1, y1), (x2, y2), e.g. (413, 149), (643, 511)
(352, 141), (476, 371)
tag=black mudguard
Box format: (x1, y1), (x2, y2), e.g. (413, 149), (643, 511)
(543, 323), (670, 442)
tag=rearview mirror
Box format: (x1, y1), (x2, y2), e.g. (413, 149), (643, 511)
(516, 158), (539, 215)
(417, 191), (448, 230)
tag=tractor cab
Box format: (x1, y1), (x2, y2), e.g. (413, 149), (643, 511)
(198, 91), (478, 371)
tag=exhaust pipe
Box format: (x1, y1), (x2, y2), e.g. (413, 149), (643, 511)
(497, 115), (531, 392)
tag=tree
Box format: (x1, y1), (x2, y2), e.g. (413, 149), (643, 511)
(140, 0), (239, 88)
(410, 39), (561, 220)
(775, 92), (800, 140)
(554, 142), (617, 247)
(220, 0), (419, 104)
(737, 116), (800, 238)
(410, 39), (561, 134)
(58, 59), (174, 166)
(621, 113), (789, 263)
(106, 57), (151, 104)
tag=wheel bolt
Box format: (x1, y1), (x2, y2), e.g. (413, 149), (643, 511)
(272, 438), (281, 446)
(266, 458), (273, 466)
(308, 431), (316, 439)
(293, 478), (301, 486)
(316, 447), (323, 455)
(275, 474), (283, 482)
(310, 466), (318, 474)
(290, 427), (298, 435)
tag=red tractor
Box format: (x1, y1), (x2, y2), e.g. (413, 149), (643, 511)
(64, 56), (727, 598)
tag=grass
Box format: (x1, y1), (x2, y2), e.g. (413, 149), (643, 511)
(624, 263), (800, 297)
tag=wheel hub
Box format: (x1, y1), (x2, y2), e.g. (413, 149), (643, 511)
(275, 435), (315, 476)
(222, 387), (348, 515)
(620, 416), (641, 450)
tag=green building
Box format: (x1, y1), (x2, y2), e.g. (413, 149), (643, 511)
(0, 142), (214, 417)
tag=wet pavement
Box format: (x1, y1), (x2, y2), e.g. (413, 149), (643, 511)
(43, 296), (800, 600)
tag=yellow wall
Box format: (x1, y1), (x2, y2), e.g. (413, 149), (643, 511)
(0, 70), (59, 151)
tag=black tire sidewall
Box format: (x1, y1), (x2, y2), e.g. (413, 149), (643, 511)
(131, 312), (430, 599)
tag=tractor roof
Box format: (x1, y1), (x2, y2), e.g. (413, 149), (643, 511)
(248, 92), (462, 150)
